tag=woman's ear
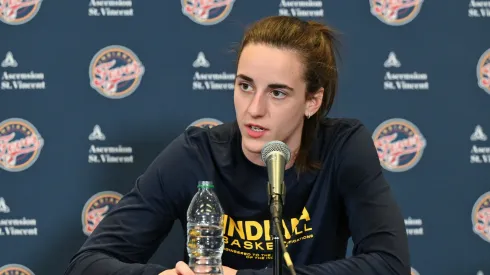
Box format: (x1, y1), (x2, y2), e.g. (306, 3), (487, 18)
(305, 88), (324, 117)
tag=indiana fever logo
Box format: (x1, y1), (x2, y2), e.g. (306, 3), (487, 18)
(0, 0), (42, 25)
(472, 191), (490, 243)
(223, 207), (314, 260)
(0, 264), (35, 275)
(82, 191), (122, 236)
(477, 48), (490, 95)
(372, 118), (426, 172)
(187, 118), (223, 129)
(0, 118), (44, 172)
(89, 45), (145, 99)
(181, 0), (235, 25)
(370, 0), (424, 26)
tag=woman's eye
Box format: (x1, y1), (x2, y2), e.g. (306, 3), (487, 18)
(240, 83), (253, 92)
(271, 90), (286, 99)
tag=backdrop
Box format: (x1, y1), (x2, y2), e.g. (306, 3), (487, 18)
(1, 1), (489, 274)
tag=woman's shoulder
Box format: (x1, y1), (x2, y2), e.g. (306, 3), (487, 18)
(313, 117), (374, 161)
(317, 117), (367, 143)
(183, 121), (239, 146)
(149, 121), (239, 185)
(152, 121), (238, 165)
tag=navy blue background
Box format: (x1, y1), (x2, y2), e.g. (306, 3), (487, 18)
(1, 1), (489, 274)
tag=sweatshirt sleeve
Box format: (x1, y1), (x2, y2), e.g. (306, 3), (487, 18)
(236, 123), (411, 275)
(64, 134), (194, 275)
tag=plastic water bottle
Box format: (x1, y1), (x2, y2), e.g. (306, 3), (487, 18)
(186, 181), (224, 274)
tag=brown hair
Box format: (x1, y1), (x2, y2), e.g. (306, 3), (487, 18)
(235, 16), (340, 174)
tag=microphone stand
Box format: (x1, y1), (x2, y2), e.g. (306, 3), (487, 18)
(268, 182), (296, 275)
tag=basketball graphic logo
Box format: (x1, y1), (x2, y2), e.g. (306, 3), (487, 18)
(370, 0), (424, 26)
(477, 48), (490, 95)
(0, 263), (35, 275)
(187, 118), (223, 129)
(0, 118), (44, 172)
(89, 45), (145, 99)
(0, 0), (42, 25)
(372, 118), (426, 172)
(181, 0), (235, 25)
(82, 191), (122, 236)
(472, 191), (490, 243)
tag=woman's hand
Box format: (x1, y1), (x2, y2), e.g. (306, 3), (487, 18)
(158, 261), (237, 275)
(159, 261), (194, 275)
(223, 265), (238, 275)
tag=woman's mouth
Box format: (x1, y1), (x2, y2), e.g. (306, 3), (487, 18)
(245, 124), (268, 138)
(250, 125), (265, 132)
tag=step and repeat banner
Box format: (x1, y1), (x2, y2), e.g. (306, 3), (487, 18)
(1, 1), (489, 274)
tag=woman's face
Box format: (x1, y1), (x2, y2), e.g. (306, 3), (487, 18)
(234, 43), (320, 162)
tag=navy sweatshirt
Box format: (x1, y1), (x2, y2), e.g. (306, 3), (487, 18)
(64, 118), (410, 275)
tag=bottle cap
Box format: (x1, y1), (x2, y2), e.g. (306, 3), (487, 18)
(197, 181), (214, 189)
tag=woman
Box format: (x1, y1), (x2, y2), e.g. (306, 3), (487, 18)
(64, 16), (410, 275)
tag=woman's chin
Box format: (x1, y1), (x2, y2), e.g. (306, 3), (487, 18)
(242, 138), (265, 154)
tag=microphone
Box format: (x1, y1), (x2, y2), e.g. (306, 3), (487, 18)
(261, 141), (296, 275)
(261, 140), (291, 211)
